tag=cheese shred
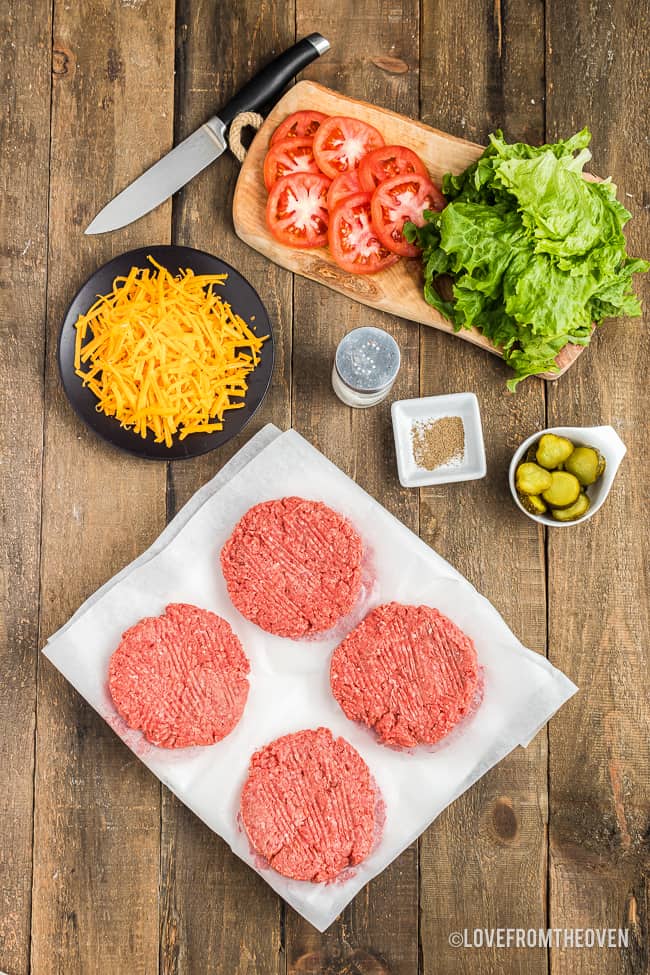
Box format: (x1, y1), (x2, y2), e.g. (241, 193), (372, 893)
(73, 257), (268, 447)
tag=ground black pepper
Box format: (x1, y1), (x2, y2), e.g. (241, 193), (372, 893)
(411, 415), (465, 471)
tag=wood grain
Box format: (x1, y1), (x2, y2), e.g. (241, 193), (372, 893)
(546, 2), (650, 973)
(30, 1), (174, 972)
(1, 3), (648, 973)
(159, 2), (294, 972)
(233, 79), (586, 380)
(417, 2), (550, 972)
(285, 3), (420, 973)
(0, 2), (51, 972)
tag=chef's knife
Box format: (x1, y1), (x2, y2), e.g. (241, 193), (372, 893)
(85, 33), (330, 235)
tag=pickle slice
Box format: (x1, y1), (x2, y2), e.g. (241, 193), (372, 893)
(516, 462), (553, 495)
(551, 492), (591, 522)
(541, 471), (581, 508)
(519, 493), (548, 515)
(564, 445), (604, 486)
(536, 434), (574, 469)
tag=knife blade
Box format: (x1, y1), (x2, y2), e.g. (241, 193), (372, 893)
(85, 33), (330, 235)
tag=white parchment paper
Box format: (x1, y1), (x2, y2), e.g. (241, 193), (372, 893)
(43, 424), (577, 931)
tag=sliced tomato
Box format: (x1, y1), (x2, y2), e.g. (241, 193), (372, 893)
(358, 144), (428, 192)
(328, 192), (399, 274)
(266, 172), (331, 249)
(370, 173), (446, 257)
(312, 116), (385, 179)
(270, 110), (328, 145)
(263, 138), (321, 192)
(327, 170), (361, 211)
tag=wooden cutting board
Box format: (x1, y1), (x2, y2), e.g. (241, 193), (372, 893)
(233, 80), (586, 379)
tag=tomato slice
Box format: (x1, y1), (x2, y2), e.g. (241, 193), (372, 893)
(370, 174), (446, 257)
(266, 172), (331, 249)
(358, 145), (428, 192)
(263, 138), (321, 192)
(270, 110), (328, 145)
(312, 116), (385, 179)
(328, 192), (399, 274)
(327, 170), (361, 211)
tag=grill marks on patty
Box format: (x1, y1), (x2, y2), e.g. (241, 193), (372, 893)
(108, 603), (250, 748)
(221, 497), (364, 638)
(240, 728), (377, 882)
(330, 602), (479, 747)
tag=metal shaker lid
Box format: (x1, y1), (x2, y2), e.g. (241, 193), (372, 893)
(334, 326), (401, 394)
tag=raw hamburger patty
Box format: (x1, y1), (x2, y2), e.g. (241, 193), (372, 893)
(330, 602), (478, 748)
(220, 497), (363, 639)
(108, 603), (249, 749)
(240, 728), (377, 882)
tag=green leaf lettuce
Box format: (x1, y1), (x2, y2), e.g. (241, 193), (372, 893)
(405, 128), (648, 390)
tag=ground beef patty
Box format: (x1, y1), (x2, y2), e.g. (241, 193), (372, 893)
(240, 728), (376, 882)
(108, 603), (249, 749)
(330, 602), (478, 748)
(221, 497), (363, 639)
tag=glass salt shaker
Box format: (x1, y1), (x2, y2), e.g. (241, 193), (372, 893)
(331, 326), (401, 408)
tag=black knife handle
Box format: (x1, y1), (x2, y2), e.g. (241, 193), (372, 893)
(218, 34), (330, 129)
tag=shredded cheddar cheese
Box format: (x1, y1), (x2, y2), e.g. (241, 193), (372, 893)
(73, 257), (268, 447)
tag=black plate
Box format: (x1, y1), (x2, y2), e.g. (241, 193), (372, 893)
(58, 245), (274, 460)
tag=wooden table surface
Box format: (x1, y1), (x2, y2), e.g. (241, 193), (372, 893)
(2, 1), (648, 973)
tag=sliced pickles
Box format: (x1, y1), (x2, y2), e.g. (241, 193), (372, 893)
(536, 433), (575, 469)
(515, 433), (606, 522)
(551, 493), (591, 521)
(564, 445), (605, 486)
(519, 493), (548, 515)
(541, 471), (581, 508)
(516, 462), (552, 495)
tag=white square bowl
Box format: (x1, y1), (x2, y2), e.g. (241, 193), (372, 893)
(391, 393), (487, 488)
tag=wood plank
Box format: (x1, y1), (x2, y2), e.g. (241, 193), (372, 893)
(0, 1), (51, 972)
(30, 2), (174, 972)
(234, 80), (584, 380)
(285, 3), (420, 972)
(418, 2), (550, 972)
(546, 2), (650, 973)
(158, 2), (294, 972)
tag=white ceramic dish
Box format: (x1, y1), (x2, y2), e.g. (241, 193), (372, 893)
(509, 425), (626, 527)
(391, 393), (487, 488)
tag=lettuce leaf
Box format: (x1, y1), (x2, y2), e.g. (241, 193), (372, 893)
(405, 128), (648, 389)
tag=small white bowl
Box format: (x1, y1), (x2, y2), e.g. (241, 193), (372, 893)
(391, 393), (487, 488)
(509, 425), (627, 527)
